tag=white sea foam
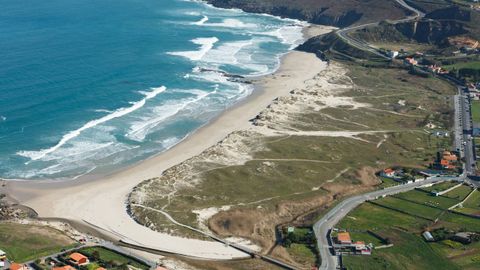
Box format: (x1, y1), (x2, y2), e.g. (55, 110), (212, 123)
(168, 37), (219, 61)
(126, 90), (210, 141)
(0, 116), (6, 121)
(160, 137), (181, 150)
(203, 18), (257, 28)
(258, 24), (305, 49)
(202, 39), (253, 65)
(192, 15), (209, 25)
(17, 86), (166, 161)
(94, 109), (113, 113)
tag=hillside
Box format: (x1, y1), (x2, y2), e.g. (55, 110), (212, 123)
(205, 0), (411, 27)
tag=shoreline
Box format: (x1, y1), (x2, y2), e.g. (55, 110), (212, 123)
(1, 25), (334, 259)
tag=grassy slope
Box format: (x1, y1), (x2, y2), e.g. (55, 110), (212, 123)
(0, 223), (76, 263)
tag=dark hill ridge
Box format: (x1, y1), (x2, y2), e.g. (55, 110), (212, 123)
(205, 0), (411, 27)
(353, 6), (480, 44)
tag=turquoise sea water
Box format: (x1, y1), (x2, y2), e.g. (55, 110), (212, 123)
(0, 0), (304, 179)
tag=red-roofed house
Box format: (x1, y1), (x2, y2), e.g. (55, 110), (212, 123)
(337, 232), (352, 245)
(9, 263), (29, 270)
(383, 168), (395, 178)
(53, 266), (76, 270)
(69, 252), (89, 266)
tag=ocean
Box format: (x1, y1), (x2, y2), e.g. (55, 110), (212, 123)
(0, 0), (305, 179)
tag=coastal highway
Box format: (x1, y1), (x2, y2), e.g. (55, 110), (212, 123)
(335, 0), (425, 59)
(314, 176), (459, 270)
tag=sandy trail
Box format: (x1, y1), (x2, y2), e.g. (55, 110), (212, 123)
(2, 50), (329, 259)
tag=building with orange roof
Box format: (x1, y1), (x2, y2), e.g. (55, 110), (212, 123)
(96, 267), (107, 270)
(156, 266), (168, 270)
(69, 252), (89, 265)
(383, 168), (395, 177)
(337, 232), (352, 244)
(52, 266), (76, 270)
(9, 263), (29, 270)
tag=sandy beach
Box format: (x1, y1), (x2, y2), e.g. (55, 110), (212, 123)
(2, 25), (333, 260)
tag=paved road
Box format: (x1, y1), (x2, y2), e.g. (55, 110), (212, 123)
(459, 87), (477, 176)
(314, 176), (460, 270)
(335, 0), (424, 59)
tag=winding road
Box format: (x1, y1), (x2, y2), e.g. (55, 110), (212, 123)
(335, 0), (425, 59)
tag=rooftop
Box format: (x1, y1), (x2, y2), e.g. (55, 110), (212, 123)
(337, 232), (352, 243)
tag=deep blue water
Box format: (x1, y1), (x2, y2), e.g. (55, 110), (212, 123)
(0, 0), (304, 179)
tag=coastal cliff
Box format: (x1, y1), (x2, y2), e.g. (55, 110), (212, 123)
(205, 0), (410, 27)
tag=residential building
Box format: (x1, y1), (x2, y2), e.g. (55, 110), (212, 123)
(9, 263), (29, 270)
(382, 168), (395, 178)
(404, 57), (418, 66)
(52, 266), (76, 270)
(69, 253), (89, 266)
(337, 232), (352, 245)
(0, 250), (6, 261)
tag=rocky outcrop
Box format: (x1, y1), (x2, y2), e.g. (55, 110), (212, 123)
(205, 0), (409, 27)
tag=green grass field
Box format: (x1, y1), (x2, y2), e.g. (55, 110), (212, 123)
(339, 185), (480, 270)
(443, 185), (473, 201)
(463, 190), (480, 208)
(343, 230), (460, 270)
(471, 101), (480, 123)
(0, 223), (76, 263)
(421, 181), (460, 193)
(444, 61), (480, 71)
(394, 190), (460, 209)
(374, 196), (443, 220)
(337, 203), (429, 232)
(78, 247), (149, 270)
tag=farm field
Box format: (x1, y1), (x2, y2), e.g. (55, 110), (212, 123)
(338, 184), (480, 270)
(75, 247), (149, 270)
(443, 184), (473, 201)
(471, 101), (480, 123)
(374, 196), (443, 220)
(394, 189), (459, 209)
(421, 181), (460, 193)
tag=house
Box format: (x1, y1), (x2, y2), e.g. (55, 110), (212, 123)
(337, 232), (352, 245)
(353, 241), (366, 251)
(52, 266), (76, 270)
(156, 267), (169, 270)
(382, 168), (396, 178)
(422, 231), (434, 242)
(0, 250), (6, 261)
(404, 57), (418, 66)
(96, 268), (107, 270)
(443, 151), (458, 161)
(9, 263), (29, 270)
(69, 252), (89, 266)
